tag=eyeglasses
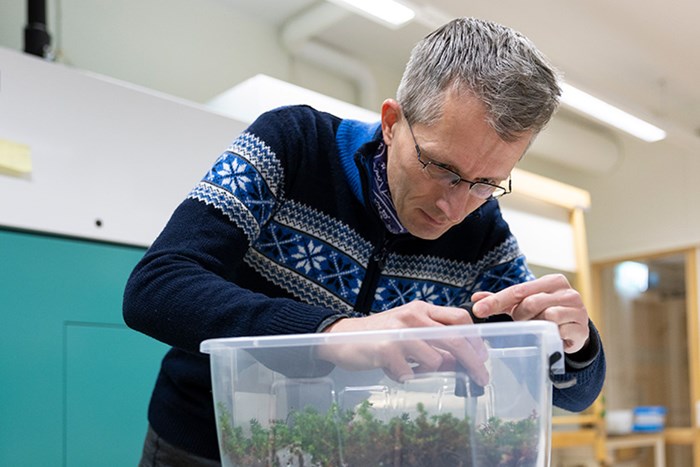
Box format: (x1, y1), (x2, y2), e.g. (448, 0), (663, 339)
(407, 120), (512, 200)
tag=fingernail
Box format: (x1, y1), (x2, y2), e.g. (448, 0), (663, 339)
(468, 337), (489, 361)
(473, 301), (488, 317)
(479, 371), (490, 387)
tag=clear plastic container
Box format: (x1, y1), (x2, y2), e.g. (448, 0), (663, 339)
(201, 320), (564, 467)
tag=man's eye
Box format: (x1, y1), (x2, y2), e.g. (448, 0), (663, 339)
(432, 160), (455, 172)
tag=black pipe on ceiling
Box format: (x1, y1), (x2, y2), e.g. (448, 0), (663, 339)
(24, 0), (52, 57)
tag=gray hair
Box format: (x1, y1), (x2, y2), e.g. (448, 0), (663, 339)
(397, 17), (561, 141)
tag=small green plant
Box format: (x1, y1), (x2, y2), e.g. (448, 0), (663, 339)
(217, 401), (539, 466)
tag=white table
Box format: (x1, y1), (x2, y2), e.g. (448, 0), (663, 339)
(606, 433), (665, 467)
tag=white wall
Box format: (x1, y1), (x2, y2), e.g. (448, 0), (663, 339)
(590, 137), (699, 261)
(2, 0), (698, 262)
(518, 133), (699, 262)
(0, 0), (393, 109)
(0, 47), (248, 246)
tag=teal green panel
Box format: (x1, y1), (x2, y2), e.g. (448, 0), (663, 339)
(0, 229), (166, 466)
(65, 323), (167, 466)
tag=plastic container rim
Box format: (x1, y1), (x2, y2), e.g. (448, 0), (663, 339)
(200, 320), (561, 353)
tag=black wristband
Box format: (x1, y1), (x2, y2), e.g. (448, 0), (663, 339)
(565, 320), (601, 370)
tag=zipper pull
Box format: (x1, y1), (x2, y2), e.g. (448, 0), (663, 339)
(372, 244), (389, 269)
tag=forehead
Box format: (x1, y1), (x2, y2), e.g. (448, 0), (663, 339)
(414, 92), (532, 177)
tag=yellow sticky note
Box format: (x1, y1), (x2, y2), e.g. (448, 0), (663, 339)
(0, 139), (32, 175)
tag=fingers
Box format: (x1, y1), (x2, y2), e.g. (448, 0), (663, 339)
(471, 274), (591, 354)
(389, 301), (479, 327)
(397, 302), (490, 384)
(446, 338), (490, 386)
(323, 301), (491, 385)
(383, 340), (489, 387)
(327, 301), (478, 333)
(426, 304), (477, 326)
(472, 274), (573, 319)
(470, 291), (493, 303)
(382, 340), (443, 381)
(558, 320), (591, 353)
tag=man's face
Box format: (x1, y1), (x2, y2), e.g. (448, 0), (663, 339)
(381, 91), (532, 240)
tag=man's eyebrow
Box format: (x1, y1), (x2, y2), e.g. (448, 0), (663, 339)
(421, 147), (455, 167)
(419, 139), (510, 182)
(421, 146), (466, 172)
(427, 151), (506, 183)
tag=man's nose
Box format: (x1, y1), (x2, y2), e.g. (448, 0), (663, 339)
(435, 186), (472, 223)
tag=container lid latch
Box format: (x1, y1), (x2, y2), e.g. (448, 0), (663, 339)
(549, 351), (572, 385)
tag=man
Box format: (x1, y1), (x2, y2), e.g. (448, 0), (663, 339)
(124, 17), (605, 466)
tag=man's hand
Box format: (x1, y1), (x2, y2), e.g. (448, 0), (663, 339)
(318, 300), (489, 385)
(471, 274), (590, 353)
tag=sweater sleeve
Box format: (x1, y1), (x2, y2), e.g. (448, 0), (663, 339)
(122, 108), (341, 353)
(551, 320), (606, 412)
(477, 263), (606, 411)
(469, 205), (606, 412)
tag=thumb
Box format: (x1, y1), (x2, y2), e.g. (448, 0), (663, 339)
(470, 291), (494, 318)
(471, 291), (493, 302)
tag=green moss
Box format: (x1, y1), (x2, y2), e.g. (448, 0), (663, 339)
(217, 401), (539, 466)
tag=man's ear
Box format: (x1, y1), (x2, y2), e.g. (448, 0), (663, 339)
(380, 99), (402, 146)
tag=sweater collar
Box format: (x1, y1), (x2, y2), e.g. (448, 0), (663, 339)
(369, 142), (408, 234)
(335, 119), (381, 205)
(336, 118), (408, 235)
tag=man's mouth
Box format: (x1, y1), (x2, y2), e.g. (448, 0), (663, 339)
(420, 209), (448, 227)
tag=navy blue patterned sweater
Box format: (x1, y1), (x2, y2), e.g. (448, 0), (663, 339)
(123, 105), (605, 460)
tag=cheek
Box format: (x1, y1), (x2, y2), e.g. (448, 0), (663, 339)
(386, 146), (436, 211)
(386, 150), (406, 195)
(388, 158), (423, 203)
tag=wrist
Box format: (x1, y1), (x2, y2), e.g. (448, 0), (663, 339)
(317, 314), (349, 333)
(565, 321), (600, 370)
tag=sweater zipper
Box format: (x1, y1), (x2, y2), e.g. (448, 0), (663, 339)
(355, 234), (391, 314)
(352, 150), (399, 315)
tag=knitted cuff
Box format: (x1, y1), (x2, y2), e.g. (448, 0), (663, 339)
(565, 320), (601, 370)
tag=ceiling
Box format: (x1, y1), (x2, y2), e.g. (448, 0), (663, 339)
(219, 0), (700, 146)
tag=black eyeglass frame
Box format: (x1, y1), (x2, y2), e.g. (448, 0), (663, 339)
(406, 119), (512, 200)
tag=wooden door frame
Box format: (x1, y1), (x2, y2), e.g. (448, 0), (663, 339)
(592, 246), (700, 465)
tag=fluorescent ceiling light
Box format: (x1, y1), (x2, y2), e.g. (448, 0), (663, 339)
(327, 0), (415, 28)
(207, 74), (380, 124)
(560, 83), (666, 143)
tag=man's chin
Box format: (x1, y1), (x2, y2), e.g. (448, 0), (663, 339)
(405, 222), (452, 240)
